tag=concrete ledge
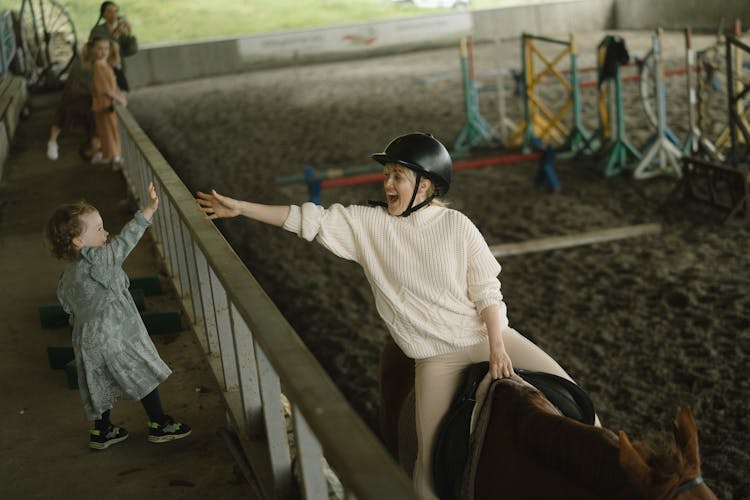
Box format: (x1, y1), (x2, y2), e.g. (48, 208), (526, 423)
(0, 75), (28, 180)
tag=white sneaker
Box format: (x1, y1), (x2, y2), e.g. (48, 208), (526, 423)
(111, 157), (123, 171)
(91, 152), (107, 165)
(46, 141), (59, 160)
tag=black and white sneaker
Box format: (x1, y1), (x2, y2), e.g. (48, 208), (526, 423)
(147, 416), (191, 443)
(89, 425), (129, 450)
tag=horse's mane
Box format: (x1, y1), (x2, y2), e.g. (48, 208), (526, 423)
(491, 379), (685, 496)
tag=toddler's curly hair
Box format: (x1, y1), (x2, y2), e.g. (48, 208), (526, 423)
(45, 201), (98, 261)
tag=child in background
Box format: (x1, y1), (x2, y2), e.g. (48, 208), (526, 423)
(90, 35), (126, 166)
(45, 182), (191, 449)
(45, 53), (97, 162)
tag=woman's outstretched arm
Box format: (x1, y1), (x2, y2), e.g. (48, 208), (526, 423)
(196, 190), (290, 227)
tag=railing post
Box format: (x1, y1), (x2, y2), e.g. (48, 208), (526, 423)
(229, 304), (263, 437)
(256, 347), (294, 499)
(209, 269), (239, 390)
(194, 246), (220, 354)
(293, 405), (328, 500)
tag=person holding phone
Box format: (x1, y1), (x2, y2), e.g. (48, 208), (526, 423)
(90, 2), (138, 91)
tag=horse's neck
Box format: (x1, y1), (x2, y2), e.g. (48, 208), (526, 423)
(497, 385), (637, 496)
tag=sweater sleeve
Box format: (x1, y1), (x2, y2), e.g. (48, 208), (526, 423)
(465, 222), (507, 325)
(282, 202), (361, 262)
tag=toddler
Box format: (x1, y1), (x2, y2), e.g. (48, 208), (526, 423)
(45, 182), (190, 449)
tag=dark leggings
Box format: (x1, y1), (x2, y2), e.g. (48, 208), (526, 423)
(95, 388), (165, 429)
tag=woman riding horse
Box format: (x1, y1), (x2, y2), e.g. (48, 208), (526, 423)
(197, 132), (595, 499)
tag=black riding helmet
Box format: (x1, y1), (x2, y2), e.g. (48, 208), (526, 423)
(371, 133), (453, 217)
(372, 132), (452, 196)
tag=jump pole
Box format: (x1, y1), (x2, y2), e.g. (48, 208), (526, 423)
(683, 26), (701, 156)
(683, 26), (723, 160)
(490, 223), (662, 258)
(596, 35), (642, 177)
(453, 36), (502, 156)
(511, 33), (586, 152)
(693, 37), (726, 162)
(724, 20), (750, 165)
(321, 152), (544, 188)
(275, 151), (551, 203)
(633, 28), (683, 179)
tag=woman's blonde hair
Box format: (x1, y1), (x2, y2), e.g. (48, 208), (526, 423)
(384, 163), (448, 207)
(45, 201), (98, 261)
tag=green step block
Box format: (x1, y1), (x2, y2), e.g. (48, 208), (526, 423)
(47, 345), (75, 369)
(39, 289), (145, 329)
(141, 311), (181, 335)
(38, 304), (70, 329)
(129, 275), (162, 296)
(129, 288), (145, 310)
(65, 359), (78, 389)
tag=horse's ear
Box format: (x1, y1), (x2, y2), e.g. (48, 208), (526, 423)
(673, 406), (700, 471)
(618, 431), (651, 495)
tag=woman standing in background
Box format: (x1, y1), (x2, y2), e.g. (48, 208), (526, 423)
(90, 1), (138, 91)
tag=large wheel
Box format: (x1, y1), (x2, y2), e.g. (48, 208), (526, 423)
(18, 0), (77, 90)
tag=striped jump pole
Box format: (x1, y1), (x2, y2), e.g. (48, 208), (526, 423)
(453, 36), (502, 156)
(596, 35), (642, 177)
(275, 150), (560, 203)
(633, 28), (683, 180)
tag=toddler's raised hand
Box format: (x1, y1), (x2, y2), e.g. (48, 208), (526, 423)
(143, 182), (159, 221)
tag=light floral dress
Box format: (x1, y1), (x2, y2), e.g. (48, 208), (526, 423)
(57, 211), (171, 419)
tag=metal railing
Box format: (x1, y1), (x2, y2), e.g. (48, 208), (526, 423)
(116, 106), (416, 500)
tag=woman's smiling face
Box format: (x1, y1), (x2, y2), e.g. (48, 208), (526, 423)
(383, 163), (430, 216)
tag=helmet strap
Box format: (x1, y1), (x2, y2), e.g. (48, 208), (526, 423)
(399, 173), (433, 217)
(368, 172), (434, 217)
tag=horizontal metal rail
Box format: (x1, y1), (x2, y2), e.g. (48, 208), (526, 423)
(116, 106), (415, 500)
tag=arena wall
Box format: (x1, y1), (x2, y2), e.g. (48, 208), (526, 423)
(126, 0), (616, 88)
(125, 0), (747, 89)
(613, 0), (750, 33)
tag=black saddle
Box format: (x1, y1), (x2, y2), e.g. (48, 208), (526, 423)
(432, 362), (596, 500)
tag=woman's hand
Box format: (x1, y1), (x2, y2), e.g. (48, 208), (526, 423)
(196, 190), (242, 219)
(489, 343), (513, 379)
(480, 304), (514, 379)
(142, 182), (159, 221)
(114, 18), (131, 36)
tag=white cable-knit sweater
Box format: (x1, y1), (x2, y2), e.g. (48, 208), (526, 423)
(282, 203), (508, 359)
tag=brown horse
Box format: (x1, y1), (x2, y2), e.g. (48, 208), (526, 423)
(378, 338), (717, 500)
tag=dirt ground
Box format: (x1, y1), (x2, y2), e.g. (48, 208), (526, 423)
(128, 28), (750, 499)
(0, 93), (257, 499)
